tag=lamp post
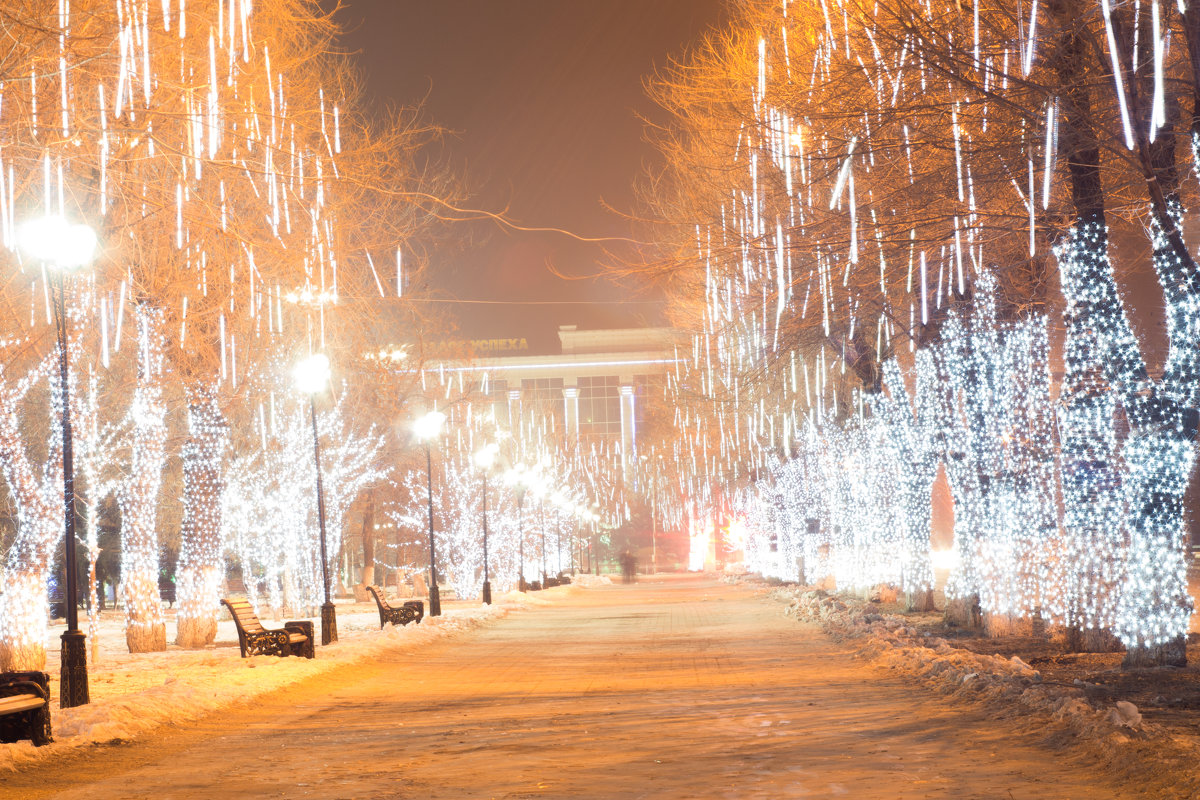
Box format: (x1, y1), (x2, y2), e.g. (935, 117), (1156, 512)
(551, 491), (566, 577)
(414, 410), (446, 616)
(474, 442), (499, 604)
(654, 455), (666, 573)
(591, 503), (601, 576)
(574, 505), (587, 576)
(20, 215), (97, 708)
(516, 488), (527, 592)
(535, 487), (548, 586)
(294, 353), (336, 645)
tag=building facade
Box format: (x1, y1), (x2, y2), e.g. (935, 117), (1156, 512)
(434, 325), (683, 458)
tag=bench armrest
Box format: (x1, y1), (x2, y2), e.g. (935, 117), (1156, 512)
(284, 620), (313, 638)
(0, 672), (49, 701)
(284, 621), (315, 659)
(0, 682), (47, 702)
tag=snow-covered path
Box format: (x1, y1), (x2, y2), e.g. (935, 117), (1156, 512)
(10, 575), (1135, 799)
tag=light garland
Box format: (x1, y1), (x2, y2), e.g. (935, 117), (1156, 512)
(175, 382), (229, 648)
(116, 304), (168, 654)
(1049, 225), (1124, 647)
(224, 387), (387, 617)
(1055, 215), (1195, 662)
(0, 344), (71, 670)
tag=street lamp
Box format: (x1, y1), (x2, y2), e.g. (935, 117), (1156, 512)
(591, 503), (601, 575)
(574, 503), (589, 576)
(414, 410), (447, 616)
(551, 491), (567, 576)
(474, 442), (499, 604)
(20, 214), (97, 708)
(294, 352), (337, 645)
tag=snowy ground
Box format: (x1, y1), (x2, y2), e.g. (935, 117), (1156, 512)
(2, 576), (610, 772)
(2, 573), (1161, 799)
(767, 578), (1200, 800)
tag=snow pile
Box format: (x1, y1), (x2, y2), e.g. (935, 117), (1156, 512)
(778, 587), (1200, 797)
(0, 585), (597, 772)
(1109, 700), (1142, 728)
(570, 573), (613, 588)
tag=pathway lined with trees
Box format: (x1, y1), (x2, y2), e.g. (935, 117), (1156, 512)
(9, 576), (1140, 799)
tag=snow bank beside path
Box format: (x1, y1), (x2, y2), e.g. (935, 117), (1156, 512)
(774, 586), (1200, 799)
(570, 573), (613, 588)
(2, 580), (606, 772)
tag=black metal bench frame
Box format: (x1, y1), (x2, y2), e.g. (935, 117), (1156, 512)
(366, 585), (423, 628)
(543, 573), (572, 589)
(0, 671), (51, 747)
(221, 598), (315, 658)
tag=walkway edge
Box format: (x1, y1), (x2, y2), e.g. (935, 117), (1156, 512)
(766, 582), (1200, 800)
(0, 584), (599, 774)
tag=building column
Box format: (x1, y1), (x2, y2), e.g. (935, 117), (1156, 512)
(507, 389), (521, 432)
(619, 383), (635, 460)
(563, 384), (579, 439)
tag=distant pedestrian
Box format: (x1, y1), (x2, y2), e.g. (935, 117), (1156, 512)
(619, 550), (637, 584)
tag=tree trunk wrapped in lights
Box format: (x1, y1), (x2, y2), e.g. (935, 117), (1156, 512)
(1053, 215), (1196, 667)
(175, 383), (229, 649)
(117, 304), (168, 654)
(0, 356), (67, 671)
(1045, 0), (1196, 665)
(876, 356), (938, 611)
(225, 391), (387, 616)
(933, 274), (1057, 633)
(988, 312), (1058, 633)
(74, 364), (120, 663)
(1052, 229), (1125, 652)
(928, 323), (983, 628)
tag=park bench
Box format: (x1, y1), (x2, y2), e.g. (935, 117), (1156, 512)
(220, 598), (315, 659)
(365, 585), (424, 628)
(0, 672), (51, 747)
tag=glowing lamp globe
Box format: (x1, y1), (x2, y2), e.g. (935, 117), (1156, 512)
(19, 215), (97, 270)
(294, 353), (331, 395)
(413, 410), (447, 441)
(474, 442), (499, 469)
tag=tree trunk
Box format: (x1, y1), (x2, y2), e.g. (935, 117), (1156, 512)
(0, 569), (51, 671)
(943, 594), (981, 629)
(87, 546), (101, 664)
(1055, 227), (1124, 651)
(879, 357), (938, 610)
(1116, 428), (1193, 667)
(904, 588), (936, 613)
(1045, 0), (1193, 666)
(353, 491), (377, 601)
(118, 304), (167, 654)
(0, 356), (71, 670)
(983, 611), (1035, 638)
(1062, 624), (1123, 654)
(175, 385), (229, 649)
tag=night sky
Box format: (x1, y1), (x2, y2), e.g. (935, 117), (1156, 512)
(327, 0), (727, 353)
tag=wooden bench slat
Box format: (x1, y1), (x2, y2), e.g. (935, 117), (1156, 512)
(0, 672), (52, 746)
(366, 585), (422, 628)
(0, 695), (45, 714)
(220, 598), (314, 659)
